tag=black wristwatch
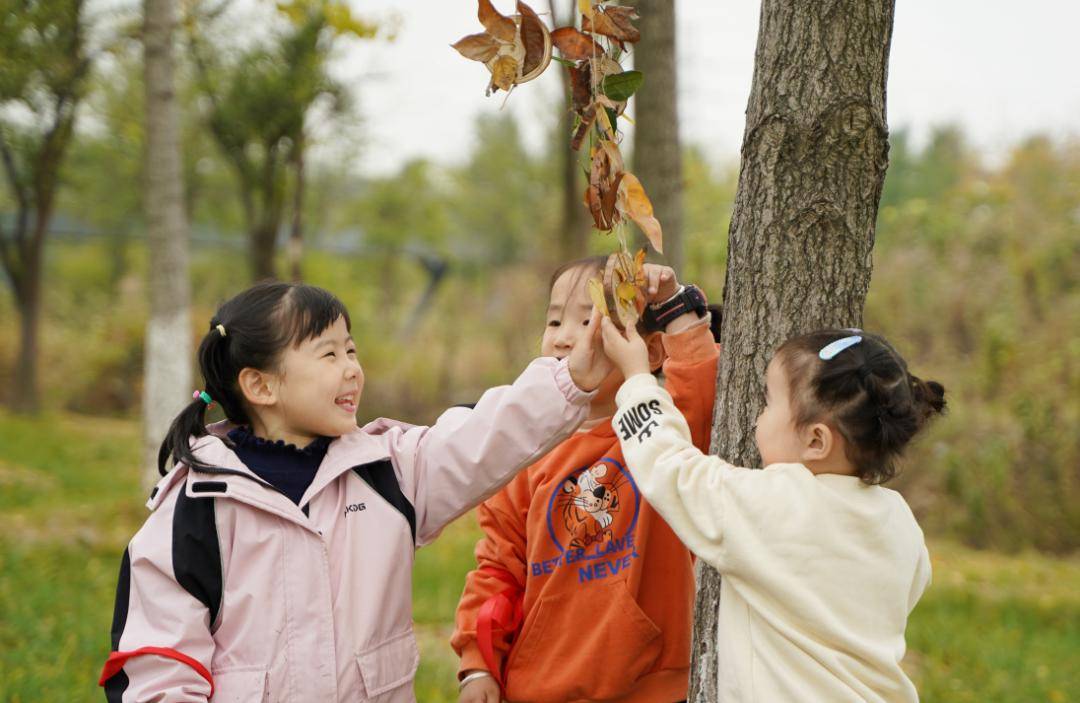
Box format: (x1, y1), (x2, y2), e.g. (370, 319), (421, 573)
(642, 284), (708, 332)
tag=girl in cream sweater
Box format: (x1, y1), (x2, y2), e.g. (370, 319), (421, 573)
(600, 323), (945, 702)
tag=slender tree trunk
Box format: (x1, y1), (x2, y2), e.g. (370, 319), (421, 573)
(288, 138), (304, 282)
(549, 0), (587, 262)
(11, 242), (43, 413)
(557, 66), (587, 261)
(632, 0), (682, 269)
(142, 0), (192, 490)
(689, 2), (895, 701)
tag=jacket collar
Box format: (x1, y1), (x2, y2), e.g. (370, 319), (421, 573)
(164, 421), (409, 528)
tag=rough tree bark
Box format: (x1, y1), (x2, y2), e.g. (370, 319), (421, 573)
(689, 1), (895, 700)
(632, 0), (683, 270)
(141, 0), (192, 490)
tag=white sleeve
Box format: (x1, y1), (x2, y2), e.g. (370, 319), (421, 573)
(611, 374), (747, 570)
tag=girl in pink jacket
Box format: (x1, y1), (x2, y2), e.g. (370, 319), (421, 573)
(99, 281), (611, 702)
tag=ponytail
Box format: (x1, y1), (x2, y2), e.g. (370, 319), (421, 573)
(157, 397), (212, 475)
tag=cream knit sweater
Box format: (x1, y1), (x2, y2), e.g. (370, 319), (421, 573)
(612, 374), (931, 702)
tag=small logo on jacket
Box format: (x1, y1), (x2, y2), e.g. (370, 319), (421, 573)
(343, 502), (366, 517)
(617, 399), (663, 443)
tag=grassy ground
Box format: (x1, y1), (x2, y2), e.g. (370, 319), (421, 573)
(1, 411), (1077, 702)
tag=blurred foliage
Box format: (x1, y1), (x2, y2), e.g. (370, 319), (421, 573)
(868, 128), (1080, 554)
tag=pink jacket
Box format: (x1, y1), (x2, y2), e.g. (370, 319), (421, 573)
(100, 357), (593, 702)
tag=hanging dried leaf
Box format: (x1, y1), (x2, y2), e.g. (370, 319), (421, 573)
(452, 33), (502, 62)
(633, 247), (647, 287)
(570, 102), (597, 151)
(489, 54), (520, 92)
(551, 26), (602, 61)
(618, 173), (664, 253)
(517, 1), (547, 76)
(479, 0), (517, 42)
(583, 5), (640, 46)
(609, 253), (642, 329)
(568, 60), (592, 114)
(587, 276), (610, 318)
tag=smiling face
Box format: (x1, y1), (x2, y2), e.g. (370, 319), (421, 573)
(265, 315), (364, 444)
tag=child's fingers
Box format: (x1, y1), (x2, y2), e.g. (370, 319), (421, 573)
(600, 316), (622, 348)
(588, 307), (603, 343)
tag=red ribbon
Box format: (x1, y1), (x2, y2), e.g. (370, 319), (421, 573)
(475, 566), (525, 692)
(98, 646), (214, 697)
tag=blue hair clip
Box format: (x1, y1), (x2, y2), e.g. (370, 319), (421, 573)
(818, 335), (863, 360)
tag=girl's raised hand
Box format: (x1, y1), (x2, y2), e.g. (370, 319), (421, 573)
(459, 674), (502, 703)
(642, 263), (680, 304)
(599, 316), (651, 379)
(567, 308), (615, 391)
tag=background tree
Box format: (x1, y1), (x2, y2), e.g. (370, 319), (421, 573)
(141, 0), (192, 490)
(690, 2), (896, 700)
(549, 0), (589, 261)
(188, 0), (375, 281)
(0, 0), (92, 412)
(632, 0), (682, 270)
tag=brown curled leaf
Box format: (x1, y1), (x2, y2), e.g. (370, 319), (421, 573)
(452, 32), (501, 63)
(567, 60), (592, 114)
(517, 1), (547, 76)
(478, 0), (517, 42)
(583, 5), (640, 46)
(551, 26), (602, 61)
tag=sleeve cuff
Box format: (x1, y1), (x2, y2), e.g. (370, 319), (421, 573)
(615, 373), (660, 407)
(458, 645), (493, 678)
(552, 357), (598, 405)
(662, 316), (716, 362)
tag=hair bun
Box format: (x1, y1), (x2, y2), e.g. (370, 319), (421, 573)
(911, 375), (946, 425)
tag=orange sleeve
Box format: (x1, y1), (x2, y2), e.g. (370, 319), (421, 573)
(450, 469), (532, 678)
(661, 319), (720, 452)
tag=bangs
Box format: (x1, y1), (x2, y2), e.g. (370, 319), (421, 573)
(279, 285), (352, 346)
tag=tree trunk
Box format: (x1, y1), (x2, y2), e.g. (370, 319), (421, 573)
(557, 66), (588, 261)
(288, 138), (304, 282)
(689, 2), (895, 701)
(551, 0), (588, 263)
(632, 0), (682, 269)
(250, 221), (278, 281)
(142, 0), (192, 490)
(11, 240), (43, 413)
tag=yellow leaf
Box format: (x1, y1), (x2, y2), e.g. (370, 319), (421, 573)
(587, 276), (610, 318)
(489, 54), (519, 92)
(633, 247), (646, 286)
(618, 173), (663, 254)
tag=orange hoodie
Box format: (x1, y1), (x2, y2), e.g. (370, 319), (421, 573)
(451, 321), (719, 703)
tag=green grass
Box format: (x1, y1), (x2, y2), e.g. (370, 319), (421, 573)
(1, 410), (1077, 702)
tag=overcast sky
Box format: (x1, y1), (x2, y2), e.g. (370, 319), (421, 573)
(332, 0), (1080, 175)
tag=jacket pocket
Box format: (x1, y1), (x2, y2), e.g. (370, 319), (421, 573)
(503, 579), (663, 702)
(356, 629), (420, 699)
(210, 666), (268, 702)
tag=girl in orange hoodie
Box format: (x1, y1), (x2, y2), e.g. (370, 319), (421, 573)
(452, 256), (720, 703)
